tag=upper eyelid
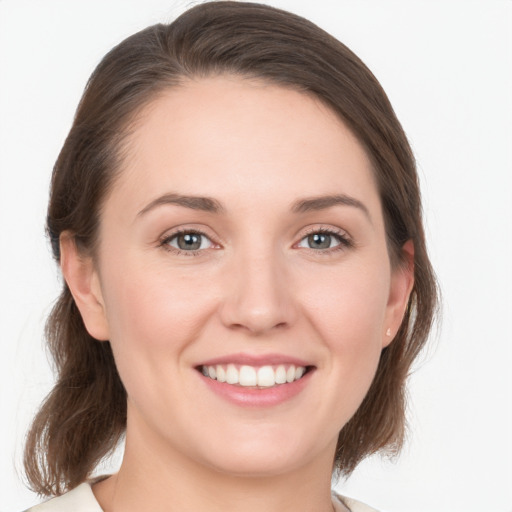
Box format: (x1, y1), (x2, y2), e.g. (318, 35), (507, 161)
(160, 225), (219, 243)
(300, 230), (350, 243)
(302, 226), (348, 235)
(298, 224), (352, 241)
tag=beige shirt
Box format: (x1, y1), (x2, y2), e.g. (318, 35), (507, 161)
(26, 483), (379, 512)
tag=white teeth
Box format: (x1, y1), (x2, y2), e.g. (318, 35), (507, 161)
(201, 363), (308, 388)
(216, 365), (226, 383)
(257, 366), (275, 387)
(275, 365), (287, 384)
(239, 365), (257, 386)
(226, 364), (239, 384)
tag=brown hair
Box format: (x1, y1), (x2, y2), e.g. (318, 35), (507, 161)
(24, 0), (438, 496)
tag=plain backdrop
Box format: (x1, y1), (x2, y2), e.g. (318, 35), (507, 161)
(1, 1), (511, 511)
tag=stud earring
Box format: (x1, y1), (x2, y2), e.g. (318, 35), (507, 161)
(386, 328), (391, 336)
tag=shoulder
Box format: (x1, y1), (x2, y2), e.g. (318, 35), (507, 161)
(23, 483), (103, 512)
(24, 485), (376, 512)
(333, 492), (380, 512)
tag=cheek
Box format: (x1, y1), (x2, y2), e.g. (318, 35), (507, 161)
(100, 258), (218, 357)
(302, 260), (389, 339)
(98, 259), (220, 415)
(298, 258), (390, 395)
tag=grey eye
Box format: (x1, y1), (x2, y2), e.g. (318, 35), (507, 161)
(168, 232), (212, 251)
(298, 232), (341, 250)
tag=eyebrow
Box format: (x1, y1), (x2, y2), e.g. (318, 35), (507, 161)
(137, 193), (224, 217)
(292, 194), (372, 222)
(137, 192), (371, 221)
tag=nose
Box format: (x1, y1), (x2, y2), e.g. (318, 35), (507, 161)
(219, 250), (296, 335)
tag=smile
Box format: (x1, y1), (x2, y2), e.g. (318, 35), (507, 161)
(199, 364), (308, 388)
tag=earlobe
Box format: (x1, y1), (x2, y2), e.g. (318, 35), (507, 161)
(59, 232), (110, 341)
(383, 240), (415, 347)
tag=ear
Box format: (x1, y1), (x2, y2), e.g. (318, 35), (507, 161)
(59, 232), (110, 341)
(382, 240), (415, 347)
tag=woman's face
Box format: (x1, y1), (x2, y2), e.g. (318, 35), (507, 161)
(69, 76), (412, 478)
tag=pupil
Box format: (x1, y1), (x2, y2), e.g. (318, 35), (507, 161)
(308, 233), (331, 249)
(178, 233), (201, 250)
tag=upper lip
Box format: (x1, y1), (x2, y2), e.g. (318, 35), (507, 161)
(196, 353), (313, 367)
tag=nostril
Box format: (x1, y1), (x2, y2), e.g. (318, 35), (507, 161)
(226, 320), (289, 334)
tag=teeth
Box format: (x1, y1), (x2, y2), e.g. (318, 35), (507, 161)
(239, 365), (257, 386)
(257, 366), (275, 387)
(201, 363), (307, 388)
(226, 364), (239, 384)
(216, 365), (226, 383)
(275, 365), (287, 384)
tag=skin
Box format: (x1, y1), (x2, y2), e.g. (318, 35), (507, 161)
(61, 76), (413, 512)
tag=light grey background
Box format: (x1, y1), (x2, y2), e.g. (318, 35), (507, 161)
(1, 1), (511, 511)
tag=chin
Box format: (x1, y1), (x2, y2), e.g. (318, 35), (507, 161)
(188, 428), (330, 479)
(204, 451), (306, 479)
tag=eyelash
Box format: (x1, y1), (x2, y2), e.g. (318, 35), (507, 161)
(298, 227), (353, 255)
(158, 226), (353, 256)
(159, 229), (216, 257)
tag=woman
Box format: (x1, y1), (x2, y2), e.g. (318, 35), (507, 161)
(23, 2), (437, 511)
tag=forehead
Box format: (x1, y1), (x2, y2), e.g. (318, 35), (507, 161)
(108, 76), (381, 217)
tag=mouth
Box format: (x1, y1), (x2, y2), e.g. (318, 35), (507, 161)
(197, 363), (314, 389)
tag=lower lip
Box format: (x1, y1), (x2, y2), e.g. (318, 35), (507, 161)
(199, 370), (313, 407)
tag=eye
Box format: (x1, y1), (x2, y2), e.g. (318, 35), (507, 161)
(297, 230), (350, 251)
(163, 231), (214, 252)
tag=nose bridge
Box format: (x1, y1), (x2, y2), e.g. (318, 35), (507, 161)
(220, 241), (294, 334)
